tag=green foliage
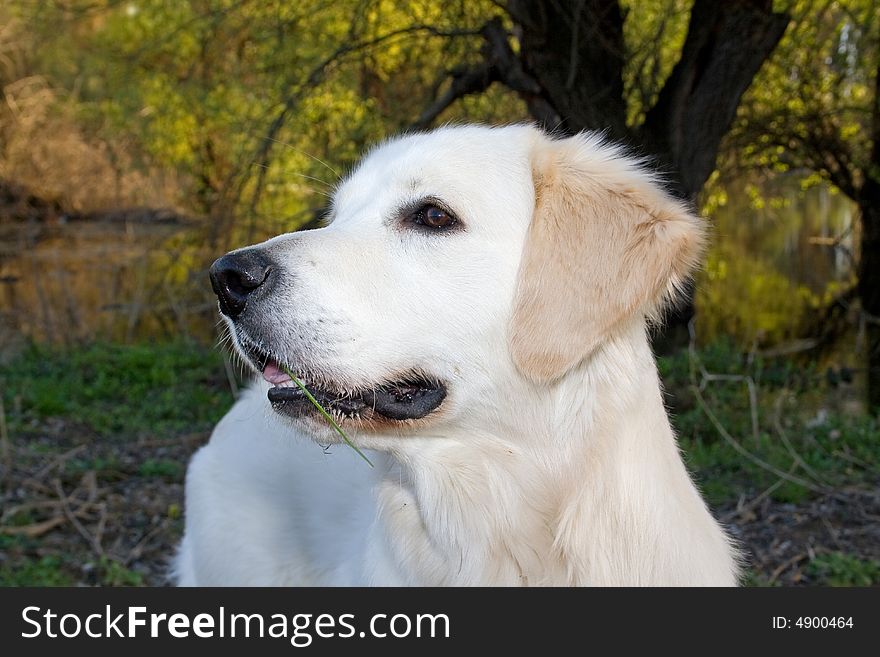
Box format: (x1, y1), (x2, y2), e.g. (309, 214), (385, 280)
(660, 340), (879, 506)
(12, 0), (830, 231)
(697, 241), (814, 345)
(138, 458), (184, 479)
(620, 0), (693, 126)
(741, 569), (779, 587)
(0, 551), (145, 587)
(98, 557), (145, 587)
(724, 0), (879, 198)
(0, 341), (232, 438)
(5, 0), (514, 227)
(67, 456), (123, 474)
(695, 176), (858, 346)
(807, 552), (880, 586)
(0, 556), (75, 587)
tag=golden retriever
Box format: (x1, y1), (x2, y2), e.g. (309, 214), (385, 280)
(175, 124), (739, 585)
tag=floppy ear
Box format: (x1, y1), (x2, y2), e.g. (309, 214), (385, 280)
(509, 132), (706, 383)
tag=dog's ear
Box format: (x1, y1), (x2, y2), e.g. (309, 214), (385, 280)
(509, 132), (706, 383)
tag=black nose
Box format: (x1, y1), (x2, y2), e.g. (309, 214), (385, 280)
(209, 250), (273, 319)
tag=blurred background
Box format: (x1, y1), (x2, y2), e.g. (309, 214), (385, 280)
(0, 0), (877, 586)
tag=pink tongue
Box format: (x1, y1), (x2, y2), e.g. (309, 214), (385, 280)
(262, 360), (293, 385)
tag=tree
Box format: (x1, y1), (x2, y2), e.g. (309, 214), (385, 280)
(412, 0), (791, 346)
(417, 2), (786, 190)
(12, 1), (511, 243)
(726, 0), (880, 409)
(19, 3), (849, 341)
(18, 1), (790, 236)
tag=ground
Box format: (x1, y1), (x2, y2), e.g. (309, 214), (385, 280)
(1, 341), (878, 586)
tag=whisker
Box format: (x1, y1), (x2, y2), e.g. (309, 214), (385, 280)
(290, 172), (336, 191)
(265, 137), (341, 179)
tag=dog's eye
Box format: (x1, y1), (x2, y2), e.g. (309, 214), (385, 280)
(409, 204), (458, 230)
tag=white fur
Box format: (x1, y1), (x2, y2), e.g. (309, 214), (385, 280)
(174, 125), (739, 586)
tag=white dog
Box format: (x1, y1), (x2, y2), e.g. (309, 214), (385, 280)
(175, 124), (739, 586)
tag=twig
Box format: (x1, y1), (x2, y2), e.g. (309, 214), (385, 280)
(720, 463), (797, 523)
(19, 477), (53, 494)
(771, 391), (833, 487)
(691, 385), (829, 495)
(1, 498), (64, 523)
(767, 552), (809, 585)
(82, 470), (98, 503)
(1, 500), (96, 538)
(123, 519), (169, 566)
(93, 502), (107, 554)
(687, 321), (829, 496)
(32, 444), (86, 480)
(820, 516), (844, 550)
(53, 478), (104, 556)
(0, 395), (11, 489)
(0, 516), (67, 538)
(695, 371), (761, 447)
(831, 447), (874, 470)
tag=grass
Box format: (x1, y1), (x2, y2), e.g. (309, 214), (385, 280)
(0, 340), (233, 439)
(0, 555), (75, 586)
(1, 338), (876, 586)
(806, 552), (880, 586)
(279, 363), (373, 467)
(138, 458), (184, 479)
(658, 339), (879, 506)
(0, 534), (146, 586)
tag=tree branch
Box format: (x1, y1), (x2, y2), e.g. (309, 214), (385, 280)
(642, 0), (790, 196)
(507, 0), (628, 137)
(867, 29), (880, 200)
(230, 22), (484, 228)
(411, 17), (559, 131)
(411, 62), (496, 130)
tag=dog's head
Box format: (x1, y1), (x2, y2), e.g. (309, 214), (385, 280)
(211, 125), (704, 443)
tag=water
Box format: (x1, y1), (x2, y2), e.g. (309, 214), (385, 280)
(0, 179), (865, 369)
(0, 217), (217, 348)
(696, 179), (858, 347)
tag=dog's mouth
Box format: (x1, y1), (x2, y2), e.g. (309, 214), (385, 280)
(239, 339), (446, 422)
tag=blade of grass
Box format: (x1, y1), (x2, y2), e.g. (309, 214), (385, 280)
(279, 364), (373, 467)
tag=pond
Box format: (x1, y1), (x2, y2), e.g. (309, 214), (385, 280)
(0, 216), (217, 349)
(696, 178), (857, 347)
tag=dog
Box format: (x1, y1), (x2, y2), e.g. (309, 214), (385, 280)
(174, 124), (739, 586)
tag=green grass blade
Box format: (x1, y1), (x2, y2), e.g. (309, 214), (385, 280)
(279, 364), (374, 467)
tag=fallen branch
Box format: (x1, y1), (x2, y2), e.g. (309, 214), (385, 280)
(0, 515), (67, 538)
(32, 444), (86, 480)
(771, 391), (833, 488)
(54, 479), (104, 557)
(688, 321), (830, 496)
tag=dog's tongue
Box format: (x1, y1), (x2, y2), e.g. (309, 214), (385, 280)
(262, 360), (292, 385)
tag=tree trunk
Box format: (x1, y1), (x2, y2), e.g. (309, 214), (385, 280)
(509, 0), (789, 198)
(640, 0), (790, 198)
(415, 2), (791, 351)
(858, 183), (880, 413)
(507, 0), (629, 141)
(861, 47), (880, 413)
(505, 0), (788, 351)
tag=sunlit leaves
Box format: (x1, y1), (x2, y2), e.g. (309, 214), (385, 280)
(9, 0), (519, 233)
(726, 0), (878, 195)
(620, 0), (693, 126)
